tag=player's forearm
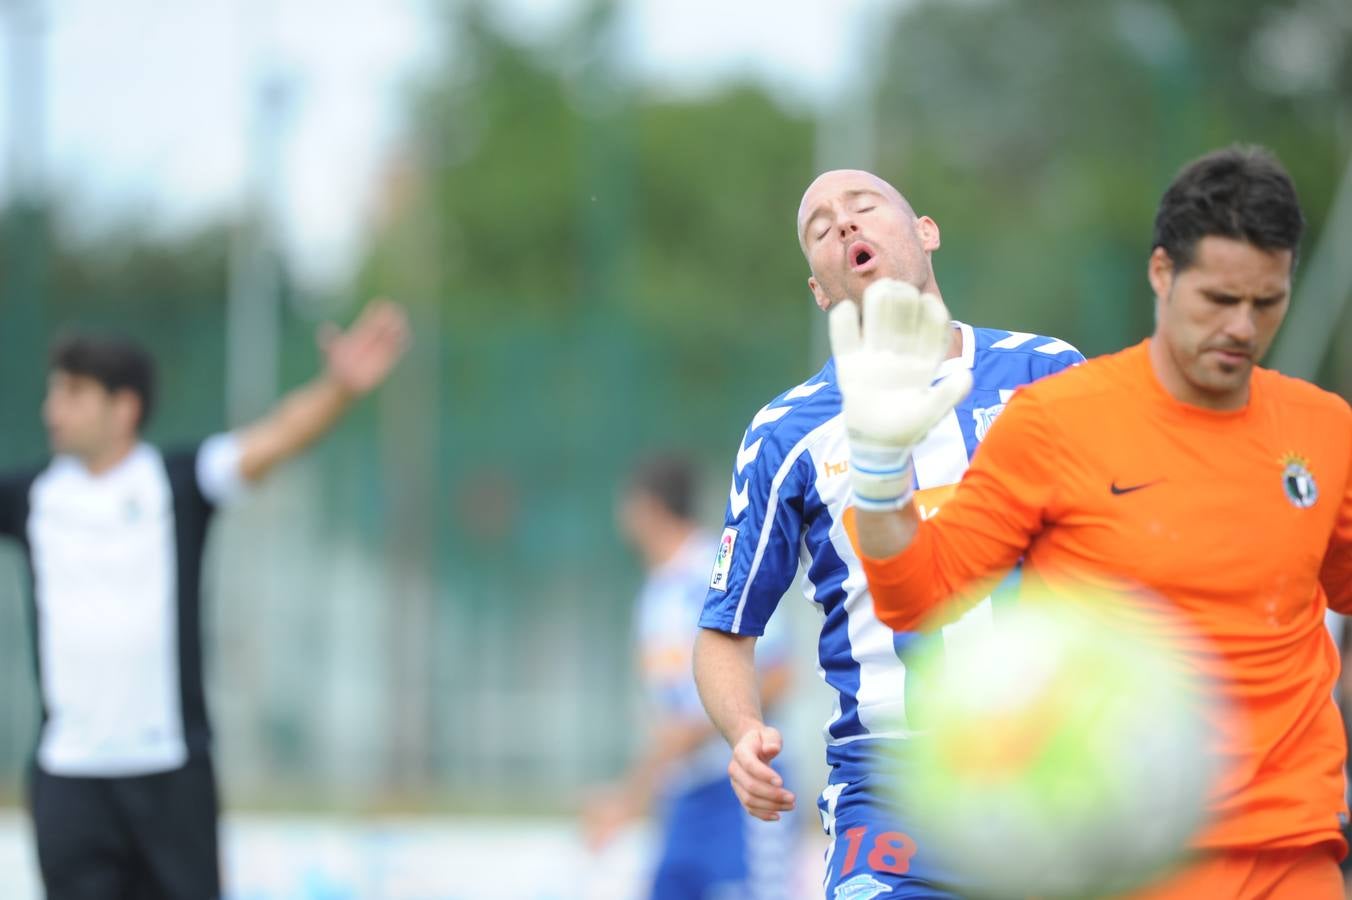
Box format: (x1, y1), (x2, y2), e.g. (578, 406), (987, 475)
(853, 503), (952, 632)
(854, 502), (921, 559)
(693, 629), (764, 747)
(858, 522), (1004, 634)
(237, 374), (356, 482)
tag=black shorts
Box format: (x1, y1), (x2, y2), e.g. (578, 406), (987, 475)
(28, 754), (221, 900)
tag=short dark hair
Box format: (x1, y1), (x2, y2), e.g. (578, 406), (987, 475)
(49, 334), (157, 430)
(1152, 145), (1305, 271)
(628, 454), (697, 521)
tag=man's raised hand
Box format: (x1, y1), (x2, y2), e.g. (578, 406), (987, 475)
(319, 298), (411, 396)
(828, 279), (972, 510)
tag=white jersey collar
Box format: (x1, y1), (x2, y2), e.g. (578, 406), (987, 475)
(934, 321), (975, 378)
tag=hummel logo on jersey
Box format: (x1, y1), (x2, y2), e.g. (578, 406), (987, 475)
(729, 479), (751, 518)
(1110, 480), (1161, 495)
(728, 437), (761, 518)
(823, 459), (848, 478)
(728, 383), (829, 519)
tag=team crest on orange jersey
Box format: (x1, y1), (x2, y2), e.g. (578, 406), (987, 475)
(1280, 453), (1318, 509)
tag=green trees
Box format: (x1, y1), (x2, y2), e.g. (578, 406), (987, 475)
(871, 0), (1351, 359)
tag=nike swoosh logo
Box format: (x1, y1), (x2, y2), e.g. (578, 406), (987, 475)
(1110, 480), (1161, 495)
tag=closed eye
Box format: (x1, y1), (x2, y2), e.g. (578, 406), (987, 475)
(1202, 290), (1287, 308)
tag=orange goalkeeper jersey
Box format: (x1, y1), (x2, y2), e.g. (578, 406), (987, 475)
(858, 340), (1352, 851)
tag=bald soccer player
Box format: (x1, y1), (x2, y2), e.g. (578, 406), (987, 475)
(692, 169), (1083, 898)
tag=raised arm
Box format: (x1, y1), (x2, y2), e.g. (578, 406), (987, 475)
(855, 503), (922, 559)
(831, 280), (1045, 631)
(237, 299), (409, 483)
(828, 280), (971, 557)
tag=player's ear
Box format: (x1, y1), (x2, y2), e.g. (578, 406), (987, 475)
(1147, 247), (1174, 302)
(809, 277), (830, 311)
(916, 216), (941, 252)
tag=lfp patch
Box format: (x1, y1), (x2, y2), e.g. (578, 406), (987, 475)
(1281, 453), (1318, 509)
(709, 527), (737, 591)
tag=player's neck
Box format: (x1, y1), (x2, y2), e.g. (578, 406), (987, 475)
(1146, 336), (1251, 411)
(79, 438), (138, 476)
(923, 284), (961, 361)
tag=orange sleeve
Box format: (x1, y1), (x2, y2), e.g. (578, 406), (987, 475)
(857, 387), (1061, 632)
(1321, 426), (1352, 614)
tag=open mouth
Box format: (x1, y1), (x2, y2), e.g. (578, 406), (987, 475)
(847, 240), (877, 272)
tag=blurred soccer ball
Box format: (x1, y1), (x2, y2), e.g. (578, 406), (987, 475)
(897, 590), (1219, 898)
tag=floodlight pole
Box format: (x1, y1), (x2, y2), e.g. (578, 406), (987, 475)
(810, 0), (892, 364)
(1, 0), (48, 461)
(3, 0), (45, 204)
(225, 65), (289, 427)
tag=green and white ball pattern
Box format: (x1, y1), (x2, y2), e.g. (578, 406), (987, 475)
(896, 595), (1219, 899)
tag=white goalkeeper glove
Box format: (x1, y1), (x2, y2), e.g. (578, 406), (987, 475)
(828, 279), (973, 510)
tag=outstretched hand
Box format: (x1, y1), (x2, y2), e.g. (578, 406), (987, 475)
(319, 298), (410, 396)
(728, 725), (795, 821)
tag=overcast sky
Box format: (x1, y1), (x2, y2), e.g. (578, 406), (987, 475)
(0, 0), (890, 287)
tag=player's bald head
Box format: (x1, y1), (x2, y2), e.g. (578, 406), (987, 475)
(797, 169), (915, 254)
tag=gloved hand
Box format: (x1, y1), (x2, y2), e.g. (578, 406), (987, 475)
(828, 279), (973, 509)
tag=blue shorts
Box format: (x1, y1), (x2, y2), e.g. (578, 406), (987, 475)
(652, 774), (796, 900)
(818, 742), (962, 900)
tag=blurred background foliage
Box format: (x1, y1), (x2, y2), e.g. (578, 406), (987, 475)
(0, 0), (1348, 811)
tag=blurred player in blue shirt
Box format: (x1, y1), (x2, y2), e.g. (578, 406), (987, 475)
(584, 454), (798, 899)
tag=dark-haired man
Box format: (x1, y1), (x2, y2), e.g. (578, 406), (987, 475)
(584, 455), (797, 899)
(839, 148), (1352, 897)
(0, 299), (408, 899)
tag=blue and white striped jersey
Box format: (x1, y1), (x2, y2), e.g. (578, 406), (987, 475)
(699, 324), (1083, 760)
